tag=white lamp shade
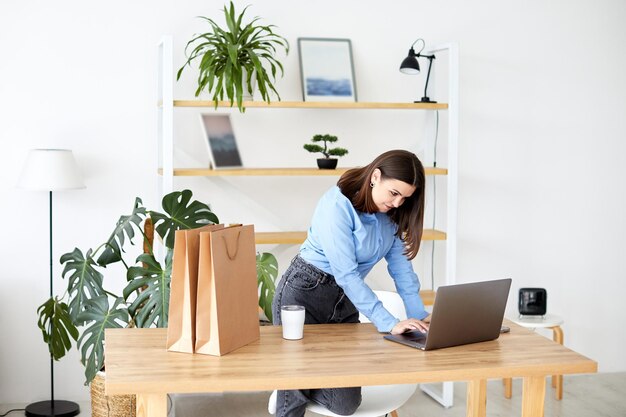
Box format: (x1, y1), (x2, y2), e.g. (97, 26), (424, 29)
(18, 149), (85, 191)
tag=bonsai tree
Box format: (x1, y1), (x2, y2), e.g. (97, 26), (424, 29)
(177, 1), (289, 112)
(304, 134), (349, 169)
(303, 134), (349, 159)
(37, 189), (278, 384)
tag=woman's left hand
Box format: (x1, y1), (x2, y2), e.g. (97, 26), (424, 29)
(390, 318), (430, 335)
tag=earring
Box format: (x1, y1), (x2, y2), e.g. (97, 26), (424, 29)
(370, 182), (374, 188)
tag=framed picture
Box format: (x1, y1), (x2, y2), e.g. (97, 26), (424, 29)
(298, 38), (357, 102)
(199, 114), (243, 169)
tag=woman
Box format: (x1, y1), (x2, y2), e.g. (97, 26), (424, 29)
(272, 149), (430, 417)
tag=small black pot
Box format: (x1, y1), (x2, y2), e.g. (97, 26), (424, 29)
(317, 158), (338, 169)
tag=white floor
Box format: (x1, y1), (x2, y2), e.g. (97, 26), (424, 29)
(3, 372), (625, 417)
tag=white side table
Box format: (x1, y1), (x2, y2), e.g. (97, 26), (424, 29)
(503, 314), (565, 400)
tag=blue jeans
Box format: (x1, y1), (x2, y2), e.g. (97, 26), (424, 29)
(272, 255), (362, 417)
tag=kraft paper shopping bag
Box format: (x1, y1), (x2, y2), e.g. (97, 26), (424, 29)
(195, 224), (260, 356)
(166, 223), (224, 353)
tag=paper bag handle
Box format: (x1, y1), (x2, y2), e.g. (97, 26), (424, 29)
(222, 231), (241, 260)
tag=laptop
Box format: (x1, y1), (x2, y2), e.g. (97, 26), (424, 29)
(384, 278), (512, 350)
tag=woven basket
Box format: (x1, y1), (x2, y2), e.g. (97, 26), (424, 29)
(91, 372), (136, 417)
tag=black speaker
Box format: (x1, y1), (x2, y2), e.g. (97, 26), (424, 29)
(518, 288), (547, 316)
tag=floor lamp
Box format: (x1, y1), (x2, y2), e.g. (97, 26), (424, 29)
(18, 149), (85, 417)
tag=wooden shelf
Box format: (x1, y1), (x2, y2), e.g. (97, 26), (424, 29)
(422, 229), (447, 241)
(420, 289), (436, 306)
(255, 229), (446, 245)
(159, 167), (448, 176)
(170, 100), (448, 110)
(255, 232), (308, 245)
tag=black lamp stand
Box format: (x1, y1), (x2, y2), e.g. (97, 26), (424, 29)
(417, 55), (437, 103)
(25, 191), (80, 417)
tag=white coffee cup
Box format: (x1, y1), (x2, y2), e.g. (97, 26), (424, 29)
(281, 305), (305, 340)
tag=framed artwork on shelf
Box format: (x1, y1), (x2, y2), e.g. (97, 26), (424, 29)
(199, 114), (243, 169)
(297, 37), (357, 102)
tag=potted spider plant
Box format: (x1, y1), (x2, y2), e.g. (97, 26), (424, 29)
(37, 189), (278, 386)
(303, 134), (349, 169)
(177, 1), (289, 112)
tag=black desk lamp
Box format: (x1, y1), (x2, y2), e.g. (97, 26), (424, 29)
(399, 38), (437, 103)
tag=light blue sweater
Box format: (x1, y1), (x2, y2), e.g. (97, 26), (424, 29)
(300, 186), (428, 332)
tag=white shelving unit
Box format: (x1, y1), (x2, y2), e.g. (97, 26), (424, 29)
(157, 35), (459, 408)
(418, 42), (459, 408)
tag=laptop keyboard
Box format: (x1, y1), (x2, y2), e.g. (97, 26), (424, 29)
(400, 330), (428, 342)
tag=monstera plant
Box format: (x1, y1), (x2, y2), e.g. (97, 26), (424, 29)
(37, 189), (278, 384)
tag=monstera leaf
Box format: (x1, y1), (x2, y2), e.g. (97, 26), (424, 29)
(124, 250), (173, 328)
(97, 198), (147, 266)
(257, 252), (278, 322)
(37, 297), (79, 361)
(50, 189), (249, 386)
(76, 295), (129, 385)
(150, 189), (219, 249)
(60, 248), (106, 323)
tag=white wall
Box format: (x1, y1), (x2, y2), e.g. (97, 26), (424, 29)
(1, 0), (625, 403)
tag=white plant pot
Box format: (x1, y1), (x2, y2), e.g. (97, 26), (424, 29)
(241, 68), (257, 101)
(197, 68), (257, 102)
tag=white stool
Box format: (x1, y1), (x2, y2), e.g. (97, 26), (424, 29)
(503, 314), (564, 400)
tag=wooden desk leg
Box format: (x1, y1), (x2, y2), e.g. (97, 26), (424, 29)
(136, 393), (167, 417)
(551, 325), (564, 400)
(503, 377), (512, 398)
(466, 379), (487, 417)
(521, 376), (546, 417)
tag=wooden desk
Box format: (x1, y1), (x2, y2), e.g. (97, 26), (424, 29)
(105, 322), (596, 417)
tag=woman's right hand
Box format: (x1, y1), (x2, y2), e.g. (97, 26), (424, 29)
(390, 318), (429, 335)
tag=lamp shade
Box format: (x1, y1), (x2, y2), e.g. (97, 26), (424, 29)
(18, 149), (85, 191)
(399, 48), (420, 75)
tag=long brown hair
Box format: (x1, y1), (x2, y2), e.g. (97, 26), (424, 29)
(337, 150), (425, 259)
